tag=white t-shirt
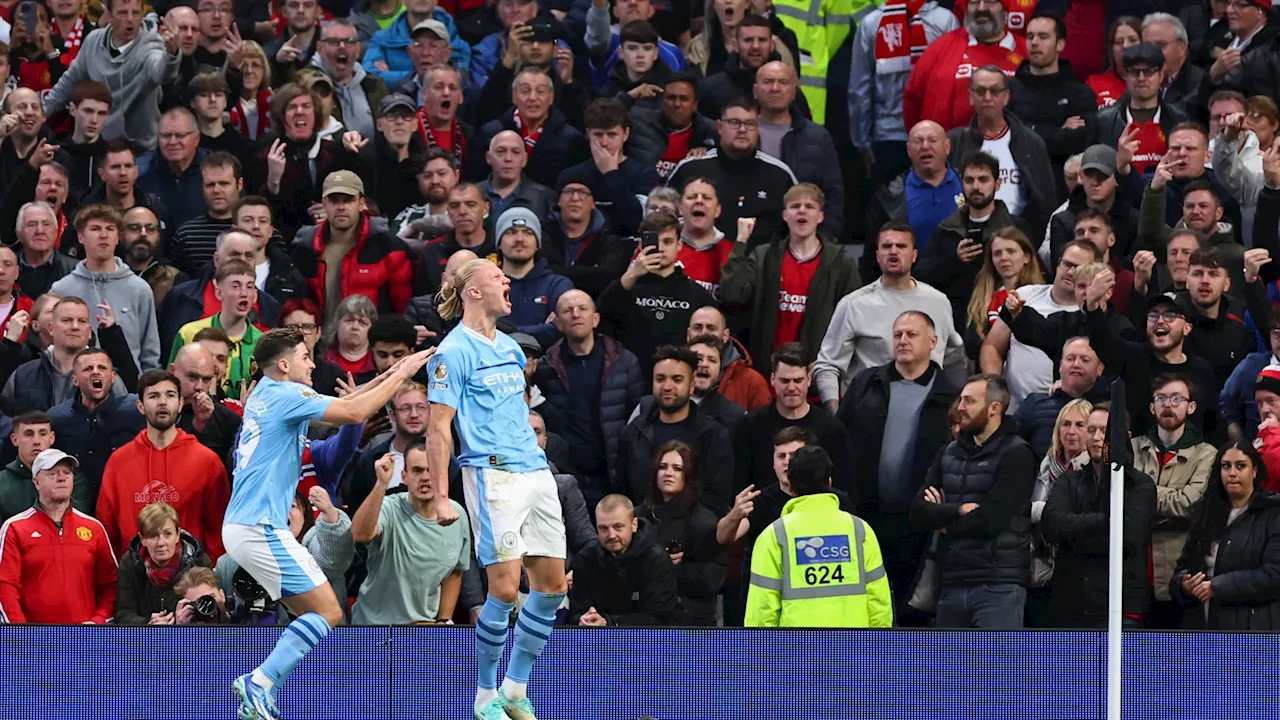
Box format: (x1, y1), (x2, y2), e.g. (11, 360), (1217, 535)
(1004, 284), (1077, 411)
(982, 128), (1027, 216)
(255, 258), (271, 292)
(242, 102), (261, 141)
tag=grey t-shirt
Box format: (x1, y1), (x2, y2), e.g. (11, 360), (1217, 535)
(758, 120), (790, 160)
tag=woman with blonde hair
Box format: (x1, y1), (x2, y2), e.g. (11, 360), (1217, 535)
(1025, 398), (1091, 626)
(114, 502), (213, 625)
(228, 40), (274, 141)
(963, 226), (1043, 356)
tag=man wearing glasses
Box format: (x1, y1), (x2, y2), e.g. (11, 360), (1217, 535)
(313, 18), (389, 140)
(1095, 43), (1188, 177)
(122, 206), (183, 306)
(1140, 12), (1208, 124)
(1211, 0), (1278, 87)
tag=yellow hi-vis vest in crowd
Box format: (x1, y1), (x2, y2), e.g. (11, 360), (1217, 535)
(773, 0), (875, 124)
(744, 492), (892, 628)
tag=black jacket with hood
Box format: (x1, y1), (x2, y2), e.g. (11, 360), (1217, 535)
(637, 498), (725, 626)
(569, 517), (680, 626)
(613, 399), (734, 517)
(541, 210), (634, 299)
(947, 113), (1059, 238)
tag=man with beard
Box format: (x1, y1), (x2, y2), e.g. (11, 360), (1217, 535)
(1011, 336), (1108, 459)
(352, 436), (471, 625)
(1087, 292), (1218, 436)
(51, 204), (160, 371)
(613, 344), (734, 515)
(48, 348), (145, 509)
(3, 297), (129, 412)
(675, 177), (730, 297)
(169, 261), (262, 399)
(232, 196), (306, 305)
(910, 373), (1037, 628)
(946, 67), (1057, 239)
(817, 221), (966, 411)
(904, 0), (1026, 132)
(478, 130), (554, 224)
(169, 342), (241, 469)
(415, 183), (493, 297)
(1042, 402), (1156, 628)
(721, 184), (862, 370)
(688, 305), (770, 410)
(347, 381), (434, 514)
(698, 16), (795, 121)
(918, 152), (1033, 329)
(540, 180), (632, 298)
(394, 148), (460, 252)
(1173, 246), (1273, 393)
(311, 18), (388, 141)
(96, 368), (228, 559)
(669, 98), (797, 248)
(1131, 373), (1216, 629)
(654, 334), (745, 432)
(625, 73), (719, 183)
(598, 211), (715, 378)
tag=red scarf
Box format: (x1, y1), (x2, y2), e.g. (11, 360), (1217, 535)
(51, 15), (86, 61)
(54, 210), (66, 249)
(229, 90), (273, 140)
(511, 109), (544, 150)
(417, 110), (466, 167)
(875, 0), (929, 74)
(140, 545), (183, 588)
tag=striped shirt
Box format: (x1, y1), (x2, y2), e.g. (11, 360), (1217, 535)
(168, 215), (234, 273)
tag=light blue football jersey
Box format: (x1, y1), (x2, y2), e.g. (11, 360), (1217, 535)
(225, 376), (334, 528)
(427, 325), (548, 473)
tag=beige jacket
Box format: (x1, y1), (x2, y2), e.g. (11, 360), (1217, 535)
(1130, 435), (1217, 601)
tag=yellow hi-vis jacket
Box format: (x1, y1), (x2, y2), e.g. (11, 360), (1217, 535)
(773, 0), (875, 124)
(744, 492), (892, 628)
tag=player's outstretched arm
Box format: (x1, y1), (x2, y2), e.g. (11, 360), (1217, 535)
(427, 402), (460, 525)
(322, 349), (436, 425)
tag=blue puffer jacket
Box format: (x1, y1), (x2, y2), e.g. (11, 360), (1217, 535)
(1220, 350), (1273, 442)
(534, 334), (644, 480)
(364, 9), (472, 86)
(507, 258), (573, 348)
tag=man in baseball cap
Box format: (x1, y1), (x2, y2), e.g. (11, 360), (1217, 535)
(496, 207), (571, 344)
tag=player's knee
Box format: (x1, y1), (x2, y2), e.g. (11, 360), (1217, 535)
(488, 583), (519, 605)
(319, 603), (344, 628)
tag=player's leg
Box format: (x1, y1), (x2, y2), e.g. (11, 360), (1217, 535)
(499, 470), (567, 720)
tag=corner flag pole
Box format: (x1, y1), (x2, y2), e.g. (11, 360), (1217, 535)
(1104, 378), (1129, 720)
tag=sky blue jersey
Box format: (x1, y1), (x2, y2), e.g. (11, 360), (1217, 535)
(225, 377), (334, 528)
(427, 325), (548, 473)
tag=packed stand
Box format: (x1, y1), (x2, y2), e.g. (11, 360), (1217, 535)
(0, 0), (1277, 634)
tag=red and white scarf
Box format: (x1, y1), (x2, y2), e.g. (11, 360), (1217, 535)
(511, 109), (544, 151)
(52, 15), (86, 60)
(417, 109), (466, 167)
(229, 90), (274, 140)
(875, 0), (930, 75)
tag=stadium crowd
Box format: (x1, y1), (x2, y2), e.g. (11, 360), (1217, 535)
(0, 0), (1277, 634)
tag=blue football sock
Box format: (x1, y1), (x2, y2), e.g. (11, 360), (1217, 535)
(255, 612), (331, 688)
(476, 595), (515, 692)
(504, 590), (563, 692)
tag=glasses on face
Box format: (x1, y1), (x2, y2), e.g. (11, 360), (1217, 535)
(1128, 67), (1161, 79)
(125, 222), (160, 233)
(321, 37), (359, 47)
(970, 86), (1006, 98)
(159, 131), (196, 142)
(286, 322), (319, 334)
(1227, 0), (1259, 10)
(1153, 394), (1189, 407)
(393, 403), (428, 414)
(561, 187), (592, 198)
(1147, 310), (1183, 323)
(721, 118), (758, 131)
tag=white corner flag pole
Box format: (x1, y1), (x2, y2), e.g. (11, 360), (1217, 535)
(1107, 460), (1124, 720)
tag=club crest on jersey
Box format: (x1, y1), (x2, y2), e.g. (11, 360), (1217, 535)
(434, 361), (448, 380)
(76, 526), (93, 542)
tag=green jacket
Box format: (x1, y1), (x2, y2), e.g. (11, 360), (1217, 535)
(0, 457), (93, 522)
(719, 235), (861, 370)
(1137, 185), (1244, 300)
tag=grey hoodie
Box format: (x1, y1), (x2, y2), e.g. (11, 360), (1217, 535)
(50, 259), (161, 371)
(311, 54), (376, 139)
(42, 19), (182, 150)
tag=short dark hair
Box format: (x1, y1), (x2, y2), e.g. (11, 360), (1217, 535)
(404, 436), (428, 457)
(687, 333), (723, 359)
(188, 72), (231, 100)
(770, 342), (808, 372)
(422, 146), (461, 172)
(960, 151), (1001, 179)
(236, 195), (274, 222)
(1062, 238), (1103, 262)
(773, 425), (817, 447)
(970, 64), (1009, 89)
(878, 219), (917, 248)
(1208, 89), (1247, 109)
(619, 19), (659, 46)
(1182, 179), (1221, 205)
(13, 410), (52, 431)
(965, 373), (1012, 415)
(72, 347), (111, 369)
(1074, 207), (1113, 232)
(721, 97), (760, 116)
(787, 445), (834, 496)
(1152, 372), (1195, 399)
(1189, 246), (1228, 270)
(368, 314), (418, 349)
(1030, 8), (1067, 40)
(203, 151), (242, 180)
(738, 14), (771, 32)
(639, 210), (679, 236)
(138, 369), (181, 396)
(664, 70), (699, 93)
(1168, 228), (1206, 248)
(255, 328), (306, 369)
(652, 345), (700, 375)
(97, 138), (135, 164)
(584, 98), (630, 132)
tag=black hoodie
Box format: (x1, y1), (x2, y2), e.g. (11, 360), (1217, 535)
(601, 59), (673, 112)
(568, 517), (680, 626)
(1008, 59), (1097, 168)
(598, 266), (715, 378)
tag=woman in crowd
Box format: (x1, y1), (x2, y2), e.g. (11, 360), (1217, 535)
(323, 294), (378, 379)
(1246, 96), (1278, 152)
(684, 0), (796, 76)
(637, 441), (725, 626)
(1086, 17), (1142, 108)
(1026, 399), (1091, 627)
(114, 503), (213, 625)
(1214, 94), (1278, 243)
(229, 40), (274, 142)
(277, 297), (342, 396)
(1172, 441), (1280, 630)
(964, 227), (1043, 359)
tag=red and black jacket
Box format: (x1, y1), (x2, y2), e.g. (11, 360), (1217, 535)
(291, 215), (414, 314)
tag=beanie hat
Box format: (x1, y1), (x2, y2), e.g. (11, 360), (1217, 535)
(1256, 365), (1280, 396)
(495, 207), (542, 248)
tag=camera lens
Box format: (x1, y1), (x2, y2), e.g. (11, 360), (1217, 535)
(193, 594), (217, 619)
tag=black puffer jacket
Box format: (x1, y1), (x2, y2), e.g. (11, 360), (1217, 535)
(637, 499), (725, 626)
(909, 418), (1037, 587)
(1093, 94), (1188, 154)
(568, 518), (680, 626)
(113, 531), (213, 625)
(1041, 463), (1156, 622)
(613, 400), (734, 516)
(624, 107), (719, 175)
(1172, 488), (1280, 631)
(535, 334), (645, 480)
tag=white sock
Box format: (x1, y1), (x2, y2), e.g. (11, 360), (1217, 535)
(475, 687), (497, 707)
(250, 669), (274, 691)
(500, 677), (527, 702)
